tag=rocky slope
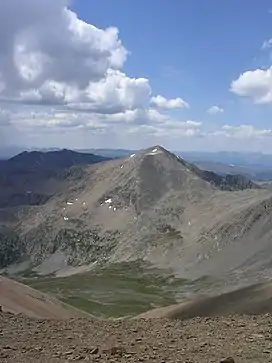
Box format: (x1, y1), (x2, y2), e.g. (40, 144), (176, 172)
(0, 146), (271, 283)
(2, 273), (272, 362)
(1, 311), (272, 362)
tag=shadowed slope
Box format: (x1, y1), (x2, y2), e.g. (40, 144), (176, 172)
(138, 280), (272, 319)
(0, 276), (89, 319)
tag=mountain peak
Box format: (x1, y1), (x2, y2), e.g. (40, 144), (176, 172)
(129, 145), (179, 162)
(122, 145), (259, 197)
(142, 145), (171, 155)
(145, 145), (167, 152)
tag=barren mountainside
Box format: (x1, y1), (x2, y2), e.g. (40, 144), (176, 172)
(0, 146), (271, 287)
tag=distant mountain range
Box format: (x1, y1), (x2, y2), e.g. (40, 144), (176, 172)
(73, 148), (272, 166)
(0, 149), (109, 208)
(79, 149), (272, 181)
(1, 147), (272, 181)
(2, 147), (272, 165)
(0, 147), (259, 211)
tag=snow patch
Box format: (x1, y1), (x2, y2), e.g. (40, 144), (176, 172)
(105, 198), (112, 204)
(146, 148), (163, 156)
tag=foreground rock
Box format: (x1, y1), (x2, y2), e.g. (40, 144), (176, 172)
(221, 358), (235, 363)
(1, 313), (272, 362)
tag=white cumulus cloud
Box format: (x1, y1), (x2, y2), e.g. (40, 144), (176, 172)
(0, 0), (155, 114)
(230, 67), (272, 104)
(0, 0), (129, 106)
(207, 105), (224, 115)
(127, 119), (202, 138)
(150, 95), (189, 109)
(0, 0), (192, 143)
(215, 124), (272, 138)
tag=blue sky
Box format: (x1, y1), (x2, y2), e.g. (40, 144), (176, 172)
(73, 0), (272, 129)
(0, 0), (272, 151)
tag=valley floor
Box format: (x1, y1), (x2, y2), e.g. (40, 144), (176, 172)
(1, 312), (272, 362)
